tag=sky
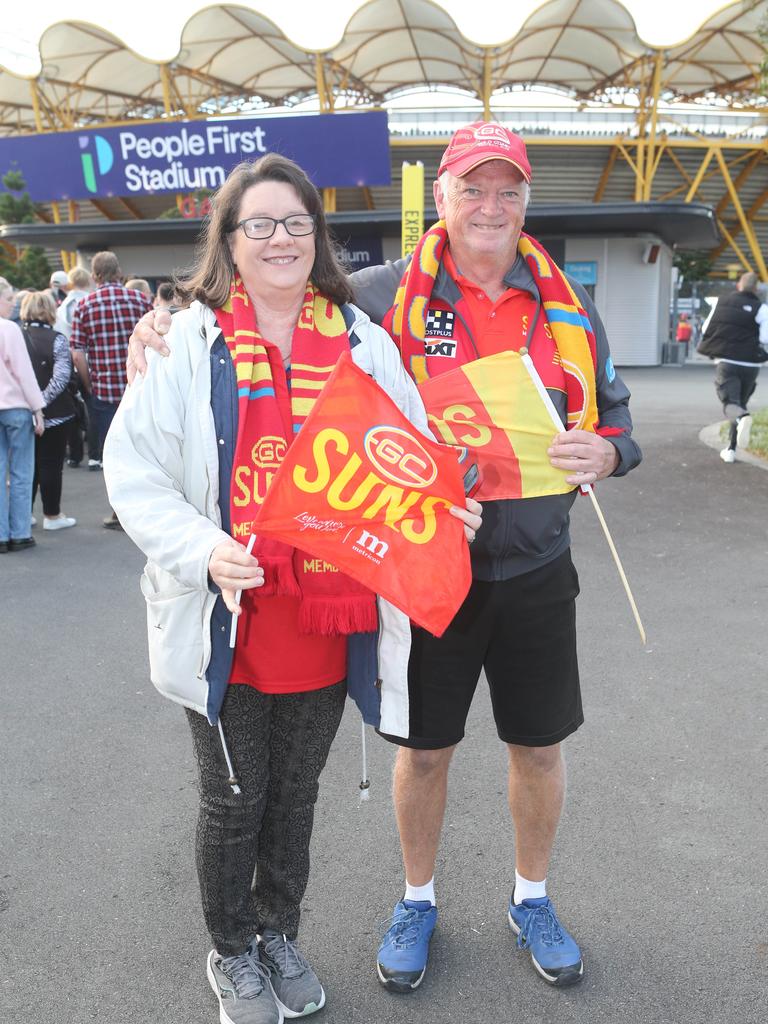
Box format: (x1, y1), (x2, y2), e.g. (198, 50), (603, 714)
(0, 1), (742, 77)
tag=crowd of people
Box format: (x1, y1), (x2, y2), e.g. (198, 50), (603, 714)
(0, 266), (179, 549)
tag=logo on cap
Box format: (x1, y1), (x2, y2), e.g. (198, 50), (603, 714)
(474, 124), (512, 145)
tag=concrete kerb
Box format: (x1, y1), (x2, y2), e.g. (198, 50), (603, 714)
(699, 419), (768, 470)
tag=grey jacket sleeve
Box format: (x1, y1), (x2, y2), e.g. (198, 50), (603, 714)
(349, 258), (410, 325)
(569, 278), (642, 477)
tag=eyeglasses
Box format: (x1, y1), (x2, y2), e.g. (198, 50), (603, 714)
(236, 215), (316, 240)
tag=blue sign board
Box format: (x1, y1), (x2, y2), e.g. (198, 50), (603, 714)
(0, 111), (391, 202)
(337, 234), (383, 270)
(564, 260), (598, 286)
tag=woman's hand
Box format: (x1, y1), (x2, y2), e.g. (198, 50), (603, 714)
(33, 410), (45, 436)
(449, 496), (483, 545)
(126, 309), (173, 384)
(209, 539), (265, 614)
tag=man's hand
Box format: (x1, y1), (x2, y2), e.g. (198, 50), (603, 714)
(449, 496), (483, 544)
(209, 539), (265, 614)
(33, 410), (45, 436)
(127, 308), (173, 384)
(548, 429), (619, 486)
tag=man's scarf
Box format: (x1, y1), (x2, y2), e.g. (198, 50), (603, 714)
(214, 276), (377, 635)
(383, 221), (599, 432)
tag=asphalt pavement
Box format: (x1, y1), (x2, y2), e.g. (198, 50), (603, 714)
(2, 362), (767, 1023)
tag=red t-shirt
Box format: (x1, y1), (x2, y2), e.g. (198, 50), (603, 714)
(229, 593), (346, 694)
(228, 348), (346, 694)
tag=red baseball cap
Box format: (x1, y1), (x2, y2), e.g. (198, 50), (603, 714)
(438, 121), (532, 182)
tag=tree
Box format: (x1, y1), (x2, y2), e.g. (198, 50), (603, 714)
(0, 169), (52, 289)
(673, 250), (714, 285)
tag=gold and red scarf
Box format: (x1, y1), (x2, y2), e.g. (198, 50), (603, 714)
(215, 275), (377, 635)
(382, 221), (600, 432)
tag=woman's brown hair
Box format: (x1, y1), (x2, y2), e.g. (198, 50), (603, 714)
(176, 155), (353, 308)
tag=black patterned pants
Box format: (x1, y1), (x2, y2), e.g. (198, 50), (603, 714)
(186, 681), (346, 956)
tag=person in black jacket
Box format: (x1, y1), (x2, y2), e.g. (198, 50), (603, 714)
(698, 271), (768, 463)
(21, 291), (78, 529)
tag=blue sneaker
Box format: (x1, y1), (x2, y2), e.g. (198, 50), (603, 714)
(508, 896), (584, 987)
(376, 899), (437, 992)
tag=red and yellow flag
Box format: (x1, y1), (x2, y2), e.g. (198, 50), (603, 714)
(255, 351), (471, 637)
(419, 350), (575, 501)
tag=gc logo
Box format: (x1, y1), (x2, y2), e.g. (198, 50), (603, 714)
(363, 426), (437, 488)
(251, 436), (287, 469)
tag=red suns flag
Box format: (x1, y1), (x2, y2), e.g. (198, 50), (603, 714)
(254, 352), (471, 636)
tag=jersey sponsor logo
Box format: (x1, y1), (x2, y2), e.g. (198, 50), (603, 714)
(425, 339), (457, 357)
(425, 309), (455, 339)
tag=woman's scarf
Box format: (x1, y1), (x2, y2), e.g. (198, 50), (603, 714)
(383, 221), (599, 432)
(214, 275), (377, 635)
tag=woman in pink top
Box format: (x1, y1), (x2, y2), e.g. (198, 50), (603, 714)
(0, 277), (45, 552)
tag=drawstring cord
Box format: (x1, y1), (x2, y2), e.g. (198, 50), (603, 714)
(359, 719), (370, 802)
(217, 718), (241, 795)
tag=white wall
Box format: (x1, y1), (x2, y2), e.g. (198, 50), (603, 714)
(566, 236), (671, 365)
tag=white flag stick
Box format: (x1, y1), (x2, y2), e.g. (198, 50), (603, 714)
(229, 532), (257, 649)
(520, 350), (646, 646)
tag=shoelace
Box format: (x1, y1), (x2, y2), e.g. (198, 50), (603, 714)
(517, 902), (565, 950)
(219, 948), (271, 998)
(379, 908), (430, 950)
(261, 933), (309, 979)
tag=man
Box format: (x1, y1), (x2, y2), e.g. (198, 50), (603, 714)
(71, 251), (152, 526)
(698, 270), (767, 463)
(54, 267), (93, 340)
(53, 267), (94, 468)
(127, 122), (640, 992)
(49, 270), (69, 306)
(675, 312), (692, 345)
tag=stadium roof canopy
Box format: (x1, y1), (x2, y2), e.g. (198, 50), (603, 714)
(1, 1), (767, 132)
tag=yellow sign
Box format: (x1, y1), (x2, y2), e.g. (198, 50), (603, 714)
(401, 161), (424, 258)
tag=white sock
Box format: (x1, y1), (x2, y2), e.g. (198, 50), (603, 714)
(404, 878), (435, 905)
(513, 871), (547, 905)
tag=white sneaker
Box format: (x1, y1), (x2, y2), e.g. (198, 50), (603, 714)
(720, 448), (736, 464)
(43, 515), (77, 530)
(30, 515), (37, 527)
(736, 415), (752, 449)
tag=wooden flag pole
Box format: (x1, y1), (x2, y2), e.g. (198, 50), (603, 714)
(519, 350), (646, 645)
(583, 485), (646, 644)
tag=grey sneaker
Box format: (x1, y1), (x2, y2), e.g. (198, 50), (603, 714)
(206, 940), (283, 1024)
(259, 931), (325, 1018)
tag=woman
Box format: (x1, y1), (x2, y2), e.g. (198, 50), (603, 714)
(104, 155), (481, 1024)
(21, 290), (77, 530)
(0, 277), (45, 553)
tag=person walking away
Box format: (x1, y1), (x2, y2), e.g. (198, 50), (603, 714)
(70, 251), (152, 526)
(698, 271), (768, 463)
(0, 278), (45, 552)
(20, 291), (78, 531)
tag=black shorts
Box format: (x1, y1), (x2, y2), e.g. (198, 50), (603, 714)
(379, 550), (583, 749)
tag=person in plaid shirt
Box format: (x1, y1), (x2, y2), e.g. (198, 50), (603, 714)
(71, 251), (152, 528)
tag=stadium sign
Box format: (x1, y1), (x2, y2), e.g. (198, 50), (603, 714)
(0, 111), (390, 203)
